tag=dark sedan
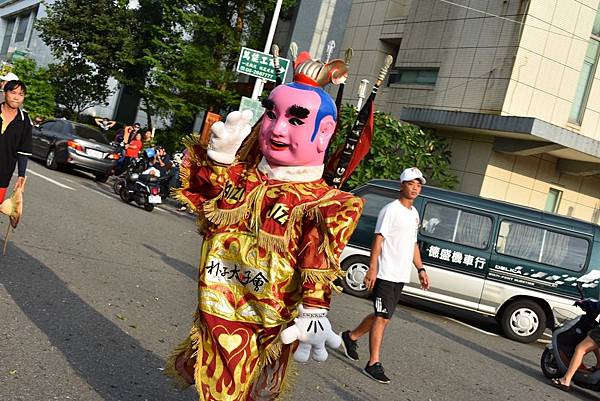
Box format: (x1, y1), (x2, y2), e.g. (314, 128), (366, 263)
(31, 119), (119, 181)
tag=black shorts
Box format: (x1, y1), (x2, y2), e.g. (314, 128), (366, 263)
(589, 326), (600, 345)
(372, 279), (405, 319)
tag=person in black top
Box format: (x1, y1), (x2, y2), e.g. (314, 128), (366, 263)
(0, 80), (31, 203)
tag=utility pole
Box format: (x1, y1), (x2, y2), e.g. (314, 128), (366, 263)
(251, 0), (283, 100)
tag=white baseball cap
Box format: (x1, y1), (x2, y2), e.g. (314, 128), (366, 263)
(0, 72), (19, 81)
(400, 167), (426, 184)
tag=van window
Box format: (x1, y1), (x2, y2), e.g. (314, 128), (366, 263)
(496, 220), (588, 271)
(420, 202), (492, 249)
(361, 192), (395, 219)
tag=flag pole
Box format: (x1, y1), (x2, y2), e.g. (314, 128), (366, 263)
(330, 55), (393, 189)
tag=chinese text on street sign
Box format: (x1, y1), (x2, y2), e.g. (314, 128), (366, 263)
(237, 47), (290, 83)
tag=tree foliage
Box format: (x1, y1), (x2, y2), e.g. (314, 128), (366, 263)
(11, 59), (56, 119)
(37, 0), (297, 140)
(332, 104), (458, 189)
(48, 60), (112, 121)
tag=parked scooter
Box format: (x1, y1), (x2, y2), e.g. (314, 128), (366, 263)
(119, 167), (163, 212)
(112, 157), (147, 195)
(541, 274), (600, 391)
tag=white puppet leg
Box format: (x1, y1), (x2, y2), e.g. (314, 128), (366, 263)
(311, 342), (328, 362)
(293, 342), (313, 363)
(325, 331), (342, 349)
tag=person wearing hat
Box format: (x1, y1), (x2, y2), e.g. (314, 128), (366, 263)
(0, 72), (19, 103)
(340, 167), (430, 384)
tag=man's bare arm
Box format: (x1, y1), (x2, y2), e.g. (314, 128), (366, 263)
(365, 234), (384, 290)
(413, 243), (430, 290)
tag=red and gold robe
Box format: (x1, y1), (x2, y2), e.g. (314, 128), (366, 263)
(166, 139), (363, 401)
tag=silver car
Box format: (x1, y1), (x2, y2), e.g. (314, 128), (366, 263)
(31, 119), (119, 182)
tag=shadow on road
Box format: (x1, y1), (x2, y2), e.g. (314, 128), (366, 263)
(0, 244), (193, 401)
(396, 308), (544, 380)
(143, 243), (198, 281)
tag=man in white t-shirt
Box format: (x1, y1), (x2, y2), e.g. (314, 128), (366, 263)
(340, 167), (430, 384)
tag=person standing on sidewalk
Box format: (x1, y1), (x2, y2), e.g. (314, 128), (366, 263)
(0, 80), (31, 203)
(340, 167), (430, 384)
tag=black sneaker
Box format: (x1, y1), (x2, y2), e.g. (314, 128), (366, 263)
(363, 362), (390, 384)
(340, 330), (359, 361)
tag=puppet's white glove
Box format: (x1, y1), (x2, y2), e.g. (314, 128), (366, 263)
(280, 305), (342, 363)
(207, 110), (253, 164)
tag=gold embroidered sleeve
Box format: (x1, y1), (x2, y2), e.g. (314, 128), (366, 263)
(297, 192), (363, 309)
(173, 135), (235, 211)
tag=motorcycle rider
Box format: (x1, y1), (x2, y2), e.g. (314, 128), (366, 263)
(551, 298), (600, 391)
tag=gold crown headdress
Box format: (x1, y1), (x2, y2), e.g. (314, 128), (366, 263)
(287, 43), (349, 88)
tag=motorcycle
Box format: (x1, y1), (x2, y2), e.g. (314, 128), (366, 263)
(118, 166), (163, 212)
(541, 278), (600, 391)
(112, 157), (147, 195)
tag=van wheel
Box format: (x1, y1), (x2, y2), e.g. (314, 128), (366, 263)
(500, 300), (546, 343)
(340, 256), (372, 299)
(540, 348), (561, 379)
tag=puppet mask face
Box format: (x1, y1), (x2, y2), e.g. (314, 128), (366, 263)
(259, 84), (336, 168)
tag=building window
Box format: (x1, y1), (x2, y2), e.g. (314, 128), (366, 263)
(569, 8), (600, 124)
(14, 12), (30, 43)
(388, 68), (438, 87)
(1, 18), (15, 57)
(593, 7), (600, 36)
(544, 188), (562, 213)
(569, 41), (599, 124)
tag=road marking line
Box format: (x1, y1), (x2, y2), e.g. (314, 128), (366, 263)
(80, 186), (113, 200)
(28, 169), (75, 190)
(444, 317), (500, 337)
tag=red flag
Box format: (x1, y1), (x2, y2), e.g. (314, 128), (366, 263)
(342, 100), (374, 182)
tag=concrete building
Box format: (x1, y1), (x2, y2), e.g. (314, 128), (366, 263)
(340, 0), (600, 223)
(0, 0), (135, 124)
(274, 0), (353, 61)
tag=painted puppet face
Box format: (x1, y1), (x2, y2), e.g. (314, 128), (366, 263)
(259, 83), (336, 167)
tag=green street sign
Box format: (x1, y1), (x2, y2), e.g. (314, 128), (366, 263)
(237, 47), (290, 83)
(11, 49), (28, 62)
(239, 96), (265, 126)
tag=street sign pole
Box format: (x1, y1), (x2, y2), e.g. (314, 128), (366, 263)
(251, 0), (283, 100)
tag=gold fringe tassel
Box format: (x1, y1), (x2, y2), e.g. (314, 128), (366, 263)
(203, 200), (249, 226)
(263, 340), (283, 365)
(164, 337), (194, 391)
(257, 230), (287, 253)
(300, 268), (342, 284)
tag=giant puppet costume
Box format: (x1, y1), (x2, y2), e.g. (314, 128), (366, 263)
(166, 53), (364, 400)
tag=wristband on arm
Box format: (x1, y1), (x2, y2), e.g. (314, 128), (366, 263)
(17, 154), (28, 177)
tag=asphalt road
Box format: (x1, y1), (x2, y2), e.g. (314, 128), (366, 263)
(1, 163), (599, 401)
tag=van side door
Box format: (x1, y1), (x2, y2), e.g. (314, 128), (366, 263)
(413, 201), (495, 310)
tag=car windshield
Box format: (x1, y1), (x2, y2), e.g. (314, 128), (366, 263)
(75, 125), (109, 144)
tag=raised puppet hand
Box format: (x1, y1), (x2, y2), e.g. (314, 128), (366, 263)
(207, 110), (253, 164)
(280, 305), (342, 363)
